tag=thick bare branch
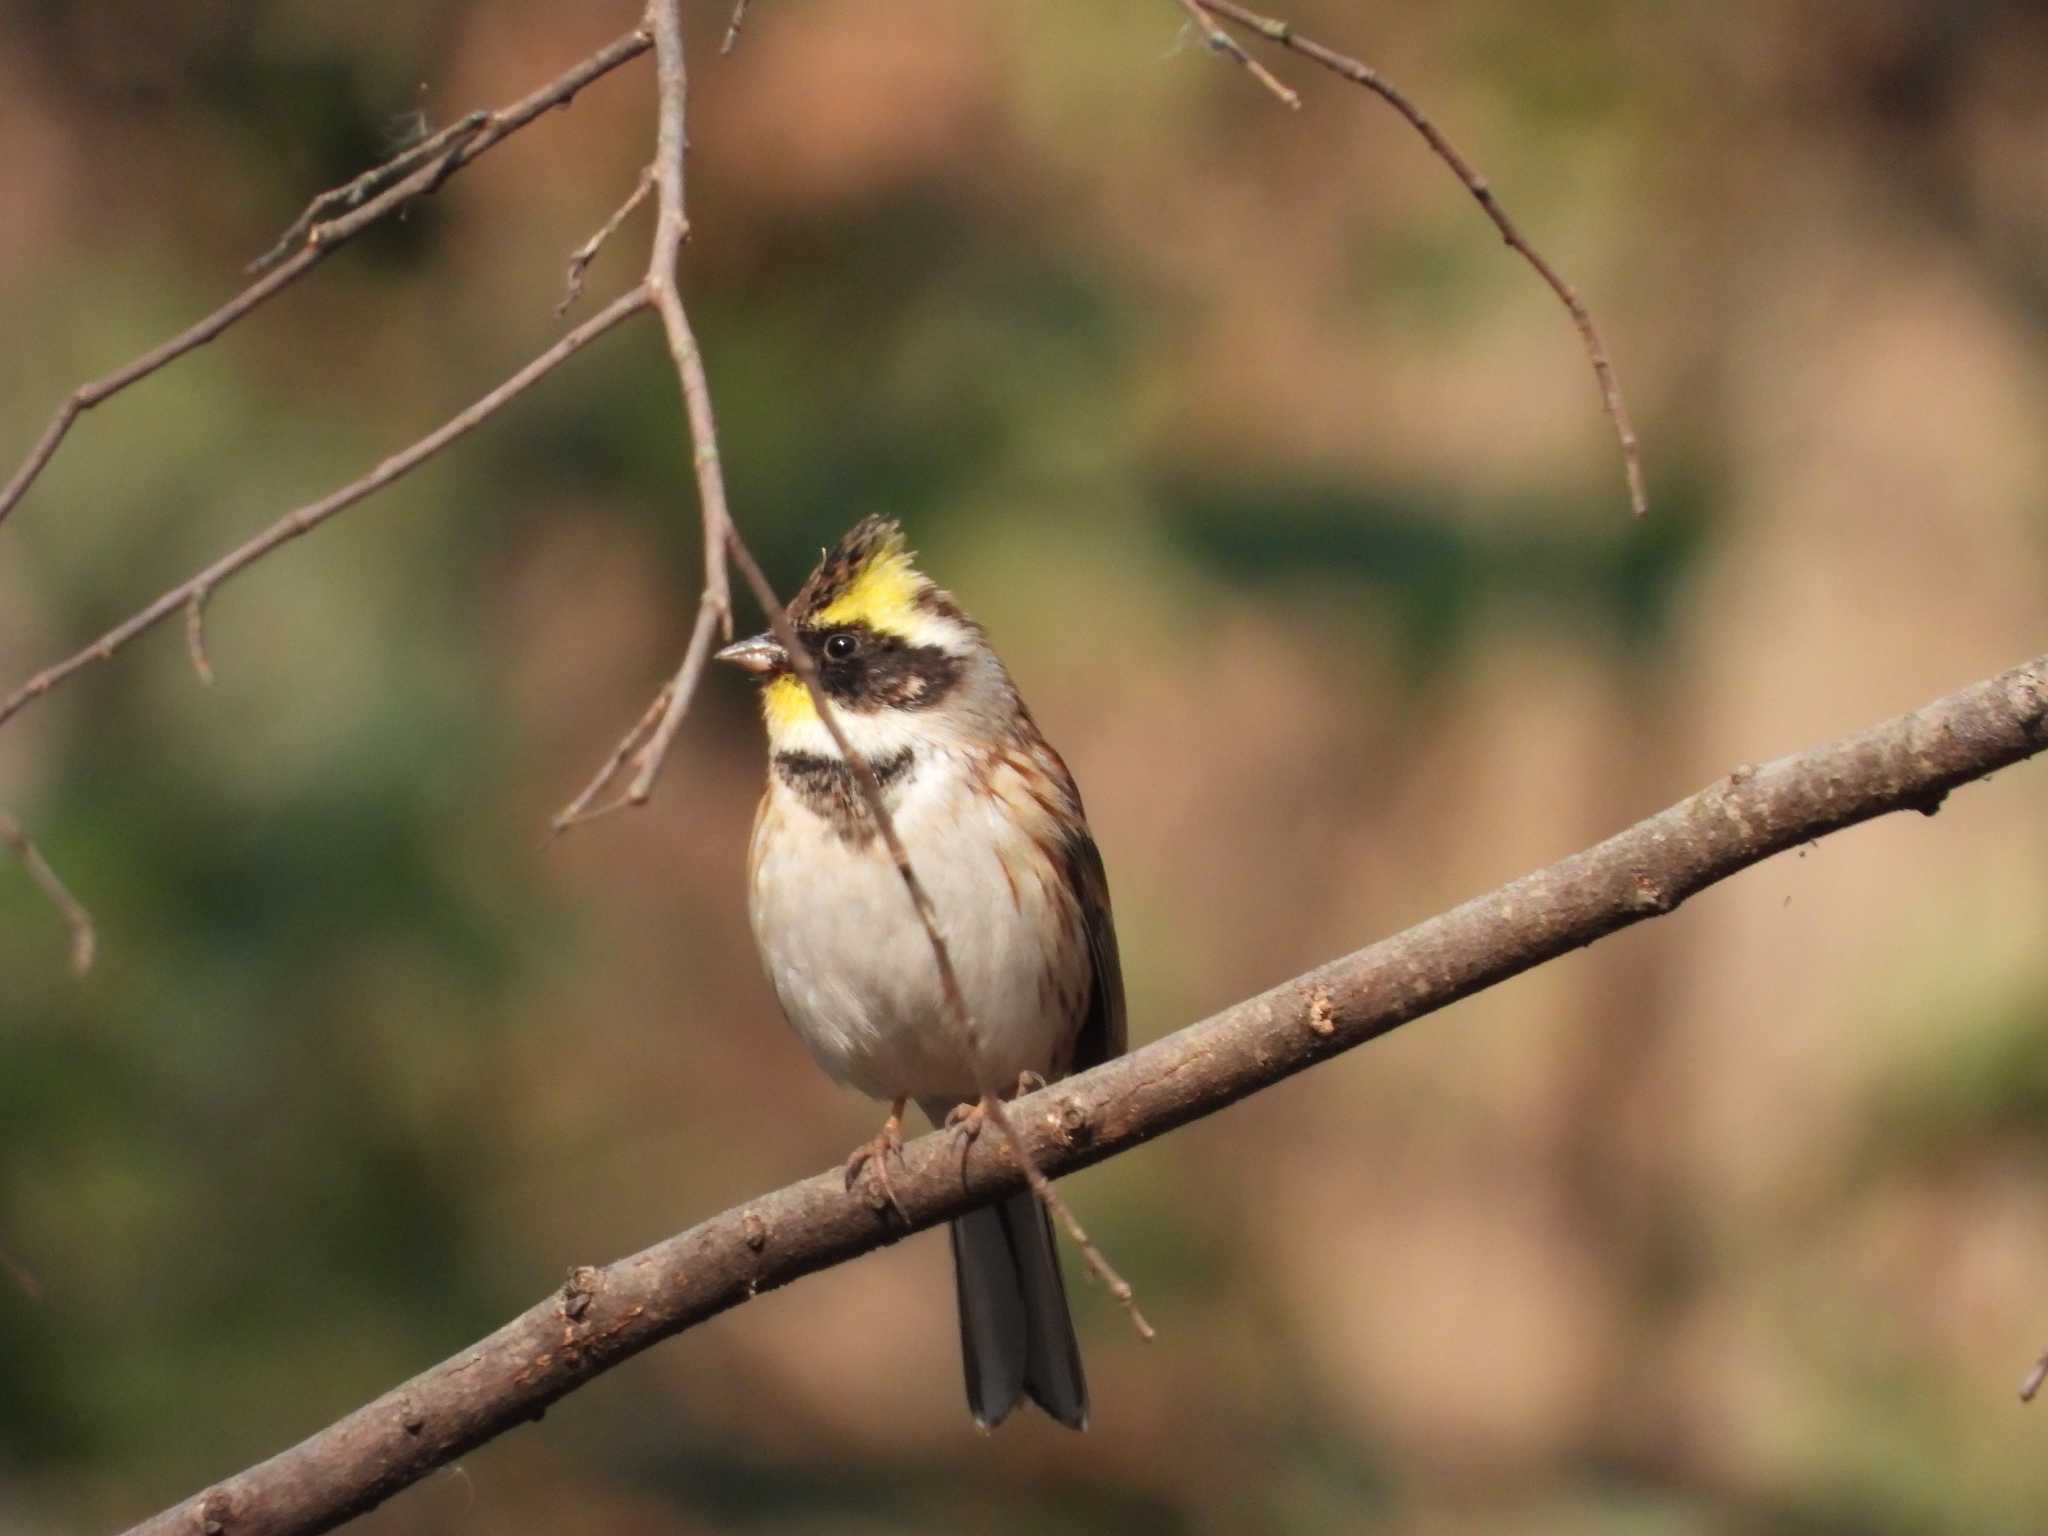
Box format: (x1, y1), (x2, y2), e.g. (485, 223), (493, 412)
(0, 27), (653, 533)
(1195, 0), (1648, 517)
(0, 808), (95, 976)
(0, 288), (649, 732)
(120, 654), (2048, 1536)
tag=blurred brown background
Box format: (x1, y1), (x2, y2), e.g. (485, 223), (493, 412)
(3, 2), (2047, 1531)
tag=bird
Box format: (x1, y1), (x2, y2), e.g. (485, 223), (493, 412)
(715, 515), (1125, 1431)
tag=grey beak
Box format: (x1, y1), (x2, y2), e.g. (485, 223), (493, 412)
(714, 632), (788, 676)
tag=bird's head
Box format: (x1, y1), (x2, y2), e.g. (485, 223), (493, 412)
(716, 517), (996, 752)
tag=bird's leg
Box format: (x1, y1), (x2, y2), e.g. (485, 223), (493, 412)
(942, 1072), (1049, 1156)
(845, 1098), (909, 1222)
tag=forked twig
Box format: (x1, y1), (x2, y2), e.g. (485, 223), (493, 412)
(0, 809), (95, 976)
(552, 677), (674, 832)
(1170, 0), (1299, 108)
(246, 112), (490, 278)
(0, 27), (654, 535)
(1194, 0), (1648, 516)
(625, 0), (736, 805)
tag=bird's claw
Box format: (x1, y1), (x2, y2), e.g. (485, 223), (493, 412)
(845, 1109), (908, 1223)
(944, 1072), (1046, 1142)
(944, 1099), (984, 1141)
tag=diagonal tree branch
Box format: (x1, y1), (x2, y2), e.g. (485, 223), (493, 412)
(120, 654), (2048, 1536)
(1193, 0), (1648, 517)
(0, 27), (653, 534)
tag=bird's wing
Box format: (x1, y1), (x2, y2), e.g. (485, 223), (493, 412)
(1064, 824), (1126, 1071)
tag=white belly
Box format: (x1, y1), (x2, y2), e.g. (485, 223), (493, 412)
(748, 747), (1086, 1108)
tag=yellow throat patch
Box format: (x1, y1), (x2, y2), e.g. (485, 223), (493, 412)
(762, 674), (815, 731)
(760, 533), (927, 736)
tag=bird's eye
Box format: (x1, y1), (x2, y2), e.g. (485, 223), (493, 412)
(824, 632), (858, 662)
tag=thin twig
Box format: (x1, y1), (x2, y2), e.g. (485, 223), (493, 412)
(0, 288), (649, 733)
(1170, 0), (1300, 108)
(2022, 1347), (2048, 1404)
(617, 0), (739, 813)
(0, 27), (653, 535)
(721, 0), (754, 55)
(0, 808), (96, 976)
(551, 676), (674, 832)
(558, 165), (655, 318)
(185, 589), (215, 686)
(253, 28), (654, 274)
(119, 654), (2048, 1536)
(1194, 0), (1648, 517)
(246, 112), (489, 277)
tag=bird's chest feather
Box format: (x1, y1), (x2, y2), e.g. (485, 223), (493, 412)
(747, 746), (1089, 1104)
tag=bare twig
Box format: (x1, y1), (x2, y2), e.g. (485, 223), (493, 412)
(0, 27), (653, 535)
(1194, 0), (1648, 517)
(616, 0), (738, 813)
(184, 590), (215, 686)
(551, 677), (674, 832)
(0, 288), (649, 733)
(0, 808), (95, 976)
(1170, 0), (1300, 108)
(721, 0), (754, 55)
(558, 165), (655, 317)
(2021, 1347), (2048, 1404)
(549, 3), (728, 826)
(246, 112), (489, 278)
(253, 27), (654, 273)
(121, 654), (2048, 1536)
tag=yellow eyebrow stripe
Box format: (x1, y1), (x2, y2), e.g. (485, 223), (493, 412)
(813, 547), (921, 636)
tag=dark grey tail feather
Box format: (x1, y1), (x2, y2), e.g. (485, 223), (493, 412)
(948, 1190), (1088, 1430)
